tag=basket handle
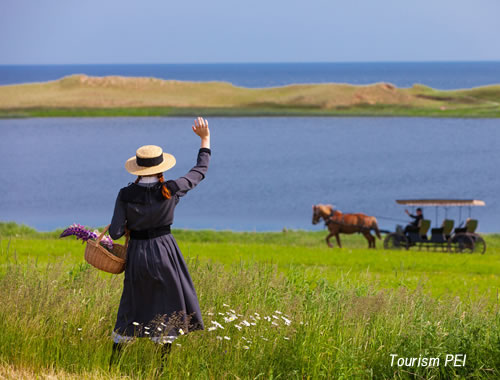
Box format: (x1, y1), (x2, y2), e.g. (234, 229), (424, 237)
(97, 225), (110, 243)
(97, 224), (129, 248)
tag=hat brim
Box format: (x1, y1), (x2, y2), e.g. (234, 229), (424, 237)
(125, 153), (176, 176)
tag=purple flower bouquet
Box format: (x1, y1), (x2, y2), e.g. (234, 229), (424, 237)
(60, 224), (114, 251)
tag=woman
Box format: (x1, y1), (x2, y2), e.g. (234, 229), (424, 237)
(108, 117), (210, 364)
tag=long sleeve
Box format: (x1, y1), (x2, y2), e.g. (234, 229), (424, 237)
(109, 189), (127, 240)
(172, 148), (211, 199)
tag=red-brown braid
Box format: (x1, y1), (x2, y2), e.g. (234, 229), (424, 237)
(134, 176), (142, 184)
(157, 173), (172, 199)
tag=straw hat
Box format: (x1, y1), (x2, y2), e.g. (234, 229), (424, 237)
(125, 145), (176, 176)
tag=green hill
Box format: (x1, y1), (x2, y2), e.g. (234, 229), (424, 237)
(1, 75), (499, 117)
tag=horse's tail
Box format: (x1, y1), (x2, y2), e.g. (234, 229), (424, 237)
(371, 218), (381, 239)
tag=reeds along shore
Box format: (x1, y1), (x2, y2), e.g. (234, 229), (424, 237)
(0, 75), (499, 118)
(1, 223), (500, 378)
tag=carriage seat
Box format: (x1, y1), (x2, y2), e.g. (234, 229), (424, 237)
(466, 219), (478, 233)
(454, 219), (478, 235)
(430, 219), (454, 243)
(419, 219), (431, 239)
(407, 219), (431, 242)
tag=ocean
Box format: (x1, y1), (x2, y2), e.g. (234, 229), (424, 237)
(1, 62), (499, 89)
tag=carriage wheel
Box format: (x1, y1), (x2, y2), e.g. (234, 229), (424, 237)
(451, 233), (475, 253)
(384, 233), (408, 250)
(471, 235), (486, 254)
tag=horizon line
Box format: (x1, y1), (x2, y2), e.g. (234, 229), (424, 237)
(1, 60), (500, 66)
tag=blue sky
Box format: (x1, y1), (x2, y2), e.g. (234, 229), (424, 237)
(1, 0), (499, 64)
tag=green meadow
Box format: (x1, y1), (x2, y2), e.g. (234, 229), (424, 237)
(1, 222), (500, 379)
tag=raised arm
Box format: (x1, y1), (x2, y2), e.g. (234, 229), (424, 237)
(171, 117), (211, 198)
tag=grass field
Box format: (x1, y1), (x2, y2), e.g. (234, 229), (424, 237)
(1, 222), (500, 379)
(0, 75), (499, 118)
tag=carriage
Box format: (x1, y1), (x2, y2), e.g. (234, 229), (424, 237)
(383, 199), (486, 254)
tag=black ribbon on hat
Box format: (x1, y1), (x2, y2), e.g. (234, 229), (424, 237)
(136, 154), (164, 167)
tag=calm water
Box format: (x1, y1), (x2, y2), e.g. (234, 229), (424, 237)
(1, 62), (500, 89)
(0, 117), (499, 232)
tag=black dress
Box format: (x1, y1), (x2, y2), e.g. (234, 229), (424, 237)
(109, 148), (210, 343)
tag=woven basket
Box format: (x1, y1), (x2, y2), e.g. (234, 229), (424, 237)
(84, 225), (128, 274)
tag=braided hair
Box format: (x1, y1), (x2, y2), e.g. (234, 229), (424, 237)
(157, 173), (172, 199)
(134, 174), (172, 199)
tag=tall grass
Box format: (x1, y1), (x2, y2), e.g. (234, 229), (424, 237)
(1, 253), (499, 379)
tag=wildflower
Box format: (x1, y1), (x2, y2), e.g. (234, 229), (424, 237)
(254, 312), (260, 317)
(264, 316), (271, 322)
(261, 336), (269, 341)
(216, 336), (223, 340)
(208, 326), (216, 332)
(230, 309), (236, 314)
(281, 316), (291, 325)
(224, 336), (230, 340)
(242, 337), (247, 341)
(133, 322), (140, 326)
(275, 310), (282, 314)
(243, 345), (250, 350)
(223, 314), (237, 323)
(234, 325), (242, 330)
(223, 303), (230, 307)
(145, 331), (150, 335)
(218, 312), (225, 316)
(179, 329), (185, 335)
(157, 327), (162, 331)
(207, 312), (214, 316)
(77, 328), (82, 331)
(284, 337), (290, 340)
(176, 343), (181, 347)
(211, 321), (224, 329)
(271, 321), (278, 326)
(242, 320), (251, 327)
(250, 322), (256, 326)
(161, 322), (167, 327)
(59, 224), (114, 250)
(272, 315), (279, 320)
(144, 326), (150, 330)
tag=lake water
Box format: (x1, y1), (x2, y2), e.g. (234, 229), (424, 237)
(1, 62), (500, 89)
(1, 117), (499, 232)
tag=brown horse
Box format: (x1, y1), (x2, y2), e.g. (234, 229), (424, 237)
(312, 204), (381, 248)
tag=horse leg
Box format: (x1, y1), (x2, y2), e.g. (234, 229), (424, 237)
(326, 233), (335, 248)
(362, 232), (373, 248)
(335, 234), (342, 248)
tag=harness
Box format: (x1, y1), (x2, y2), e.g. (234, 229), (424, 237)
(325, 209), (341, 227)
(324, 209), (372, 233)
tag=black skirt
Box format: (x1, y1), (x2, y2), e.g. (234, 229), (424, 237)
(112, 233), (204, 342)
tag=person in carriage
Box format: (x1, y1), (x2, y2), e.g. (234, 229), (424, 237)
(403, 208), (424, 235)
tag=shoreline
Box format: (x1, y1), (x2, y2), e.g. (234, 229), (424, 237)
(0, 75), (499, 118)
(2, 221), (499, 237)
(2, 106), (500, 118)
